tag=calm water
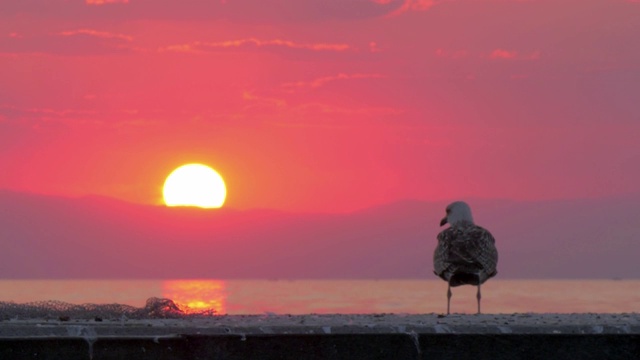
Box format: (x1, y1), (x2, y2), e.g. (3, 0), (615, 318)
(0, 279), (638, 314)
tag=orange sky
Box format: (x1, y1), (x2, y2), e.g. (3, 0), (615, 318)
(1, 0), (639, 212)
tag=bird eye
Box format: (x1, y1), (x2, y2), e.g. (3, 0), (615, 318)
(446, 208), (451, 214)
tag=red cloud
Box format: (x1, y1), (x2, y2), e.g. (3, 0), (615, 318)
(85, 0), (129, 5)
(161, 38), (351, 53)
(369, 41), (381, 52)
(59, 29), (133, 42)
(490, 49), (518, 59)
(283, 73), (386, 90)
(207, 38), (349, 51)
(435, 48), (540, 61)
(489, 49), (540, 60)
(386, 0), (436, 16)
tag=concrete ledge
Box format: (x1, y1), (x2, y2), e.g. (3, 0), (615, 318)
(1, 314), (639, 359)
(1, 334), (639, 360)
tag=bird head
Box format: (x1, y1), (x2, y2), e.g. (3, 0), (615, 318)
(440, 201), (474, 226)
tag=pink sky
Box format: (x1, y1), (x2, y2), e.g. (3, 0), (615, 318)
(1, 0), (639, 212)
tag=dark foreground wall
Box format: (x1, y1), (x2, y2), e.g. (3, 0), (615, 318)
(1, 333), (639, 360)
(1, 313), (639, 360)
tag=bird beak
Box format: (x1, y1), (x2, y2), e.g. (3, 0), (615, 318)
(440, 217), (448, 226)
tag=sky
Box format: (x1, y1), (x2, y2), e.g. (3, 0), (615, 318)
(1, 0), (639, 213)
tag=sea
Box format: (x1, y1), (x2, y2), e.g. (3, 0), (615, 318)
(0, 279), (638, 315)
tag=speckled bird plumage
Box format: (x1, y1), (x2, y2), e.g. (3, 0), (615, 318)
(433, 220), (498, 286)
(433, 201), (498, 314)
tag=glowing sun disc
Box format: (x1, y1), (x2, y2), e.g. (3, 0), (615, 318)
(163, 164), (227, 208)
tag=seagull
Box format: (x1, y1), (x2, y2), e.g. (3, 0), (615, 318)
(433, 201), (498, 314)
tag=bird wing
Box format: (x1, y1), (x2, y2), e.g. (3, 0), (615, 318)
(461, 225), (498, 276)
(433, 228), (454, 277)
(433, 224), (498, 278)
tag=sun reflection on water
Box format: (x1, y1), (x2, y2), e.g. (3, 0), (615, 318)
(162, 280), (227, 314)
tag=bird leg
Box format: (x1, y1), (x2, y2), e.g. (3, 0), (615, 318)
(476, 275), (482, 314)
(447, 282), (452, 315)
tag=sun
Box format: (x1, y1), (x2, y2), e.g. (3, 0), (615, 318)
(163, 164), (227, 208)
